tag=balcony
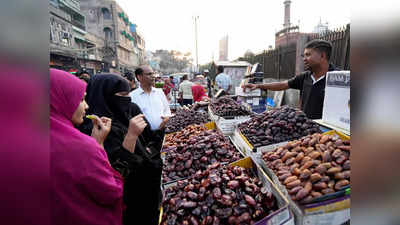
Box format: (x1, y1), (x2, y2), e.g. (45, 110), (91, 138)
(59, 0), (80, 12)
(75, 50), (101, 61)
(59, 0), (85, 21)
(71, 20), (85, 31)
(50, 4), (71, 22)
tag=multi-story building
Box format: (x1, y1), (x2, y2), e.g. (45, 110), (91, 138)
(50, 0), (97, 72)
(81, 32), (108, 74)
(80, 0), (144, 74)
(135, 31), (146, 65)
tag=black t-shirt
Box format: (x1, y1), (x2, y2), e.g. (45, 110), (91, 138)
(288, 64), (337, 119)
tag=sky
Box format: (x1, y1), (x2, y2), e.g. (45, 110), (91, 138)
(117, 0), (350, 65)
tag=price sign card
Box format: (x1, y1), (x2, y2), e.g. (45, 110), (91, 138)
(322, 71), (350, 131)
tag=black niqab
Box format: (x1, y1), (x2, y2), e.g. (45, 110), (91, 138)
(85, 74), (131, 125)
(79, 73), (163, 225)
(79, 74), (161, 156)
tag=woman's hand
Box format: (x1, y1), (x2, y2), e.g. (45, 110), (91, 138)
(90, 115), (112, 147)
(122, 114), (147, 153)
(127, 114), (147, 137)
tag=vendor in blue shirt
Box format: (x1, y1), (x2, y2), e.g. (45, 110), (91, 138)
(243, 39), (338, 119)
(215, 65), (232, 93)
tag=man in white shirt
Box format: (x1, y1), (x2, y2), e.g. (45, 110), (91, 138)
(178, 74), (193, 106)
(130, 65), (172, 131)
(215, 65), (232, 93)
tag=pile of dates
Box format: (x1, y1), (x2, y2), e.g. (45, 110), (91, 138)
(239, 106), (320, 147)
(165, 109), (210, 134)
(191, 101), (210, 112)
(163, 125), (208, 152)
(262, 132), (351, 204)
(161, 163), (278, 225)
(162, 129), (242, 183)
(210, 97), (252, 118)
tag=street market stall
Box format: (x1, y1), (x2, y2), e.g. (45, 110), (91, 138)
(158, 70), (350, 225)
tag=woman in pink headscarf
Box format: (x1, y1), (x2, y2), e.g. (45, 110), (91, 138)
(50, 69), (123, 225)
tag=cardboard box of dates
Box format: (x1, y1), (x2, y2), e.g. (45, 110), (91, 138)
(162, 122), (216, 154)
(232, 106), (321, 157)
(208, 97), (252, 135)
(159, 157), (294, 225)
(165, 108), (211, 134)
(161, 124), (245, 185)
(259, 130), (350, 225)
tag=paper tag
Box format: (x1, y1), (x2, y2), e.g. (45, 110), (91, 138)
(253, 97), (259, 106)
(235, 87), (244, 95)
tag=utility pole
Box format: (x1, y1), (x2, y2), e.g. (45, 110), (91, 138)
(194, 15), (199, 73)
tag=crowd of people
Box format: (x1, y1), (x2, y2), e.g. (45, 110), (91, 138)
(50, 65), (218, 225)
(51, 67), (166, 225)
(77, 67), (216, 107)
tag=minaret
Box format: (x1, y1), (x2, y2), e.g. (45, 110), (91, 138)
(283, 0), (291, 29)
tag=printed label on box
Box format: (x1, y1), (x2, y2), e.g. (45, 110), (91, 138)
(303, 208), (350, 225)
(323, 71), (350, 131)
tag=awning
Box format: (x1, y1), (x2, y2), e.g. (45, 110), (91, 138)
(74, 35), (86, 42)
(72, 25), (87, 35)
(50, 50), (75, 58)
(74, 34), (95, 45)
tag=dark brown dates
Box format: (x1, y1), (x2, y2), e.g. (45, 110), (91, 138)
(165, 109), (210, 134)
(239, 106), (320, 147)
(210, 97), (252, 118)
(162, 128), (242, 183)
(161, 164), (278, 224)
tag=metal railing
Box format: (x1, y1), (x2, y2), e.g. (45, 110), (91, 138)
(308, 24), (350, 70)
(238, 24), (350, 79)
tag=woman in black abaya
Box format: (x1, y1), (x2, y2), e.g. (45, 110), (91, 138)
(79, 74), (163, 225)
